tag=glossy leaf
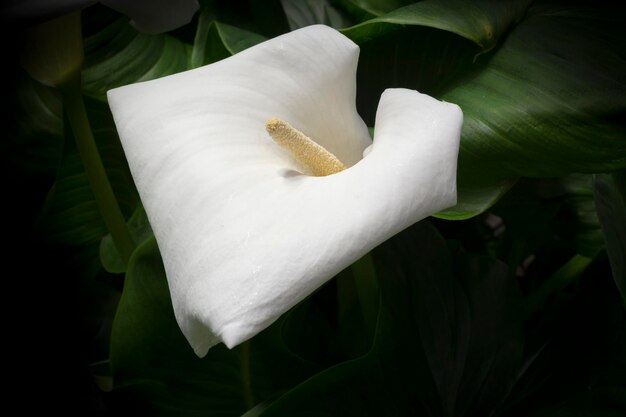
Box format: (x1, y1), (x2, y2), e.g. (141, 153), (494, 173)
(443, 3), (626, 179)
(190, 9), (266, 68)
(81, 17), (189, 100)
(560, 175), (605, 258)
(339, 1), (532, 219)
(280, 0), (352, 30)
(342, 0), (532, 51)
(341, 2), (625, 218)
(458, 4), (624, 217)
(337, 0), (413, 18)
(436, 171), (515, 220)
(11, 2), (626, 415)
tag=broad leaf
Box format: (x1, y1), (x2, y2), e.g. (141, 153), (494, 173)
(343, 0), (532, 51)
(280, 0), (352, 30)
(81, 17), (189, 100)
(443, 3), (626, 180)
(191, 9), (266, 69)
(338, 0), (413, 18)
(340, 1), (532, 219)
(450, 3), (625, 217)
(260, 222), (524, 416)
(110, 237), (320, 416)
(559, 175), (604, 258)
(383, 228), (524, 416)
(342, 2), (625, 218)
(436, 171), (515, 220)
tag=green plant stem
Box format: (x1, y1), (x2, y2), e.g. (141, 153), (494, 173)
(60, 75), (135, 265)
(524, 254), (592, 318)
(351, 253), (380, 338)
(239, 341), (255, 409)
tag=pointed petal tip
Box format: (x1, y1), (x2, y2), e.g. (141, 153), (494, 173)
(189, 329), (221, 358)
(190, 319), (258, 355)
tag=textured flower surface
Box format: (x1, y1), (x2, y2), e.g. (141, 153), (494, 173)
(107, 25), (463, 357)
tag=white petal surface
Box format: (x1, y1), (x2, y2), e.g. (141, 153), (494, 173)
(108, 25), (462, 357)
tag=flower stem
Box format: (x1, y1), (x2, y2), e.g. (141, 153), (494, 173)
(60, 75), (135, 265)
(239, 341), (255, 409)
(351, 253), (380, 338)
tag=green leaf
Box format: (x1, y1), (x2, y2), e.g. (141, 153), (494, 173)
(81, 17), (189, 100)
(337, 0), (413, 18)
(191, 0), (290, 39)
(339, 1), (532, 219)
(10, 72), (63, 177)
(378, 227), (524, 416)
(280, 0), (352, 30)
(483, 177), (604, 279)
(191, 9), (266, 68)
(593, 171), (626, 304)
(33, 12), (195, 246)
(342, 0), (532, 50)
(260, 222), (524, 416)
(260, 359), (386, 416)
(559, 174), (605, 258)
(100, 203), (153, 274)
(343, 2), (625, 218)
(110, 237), (320, 416)
(442, 4), (626, 180)
(36, 97), (137, 245)
(436, 171), (515, 220)
(353, 26), (481, 124)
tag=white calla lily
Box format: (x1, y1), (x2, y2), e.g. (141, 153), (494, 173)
(107, 25), (462, 357)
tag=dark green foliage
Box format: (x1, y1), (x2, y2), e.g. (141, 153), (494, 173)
(11, 0), (625, 415)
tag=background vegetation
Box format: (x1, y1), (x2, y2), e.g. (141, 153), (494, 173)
(5, 0), (625, 415)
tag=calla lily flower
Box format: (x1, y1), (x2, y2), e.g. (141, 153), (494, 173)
(107, 25), (463, 357)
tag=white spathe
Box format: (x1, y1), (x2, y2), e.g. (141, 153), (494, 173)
(107, 25), (463, 357)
